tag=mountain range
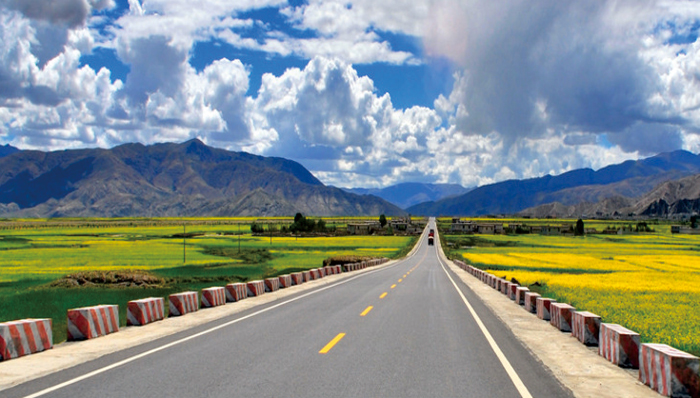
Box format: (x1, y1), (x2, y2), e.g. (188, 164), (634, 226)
(342, 183), (471, 209)
(408, 150), (700, 217)
(0, 140), (403, 217)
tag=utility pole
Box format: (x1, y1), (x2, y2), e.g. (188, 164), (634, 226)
(238, 222), (241, 253)
(183, 225), (186, 264)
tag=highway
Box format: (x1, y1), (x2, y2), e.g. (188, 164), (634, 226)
(5, 219), (573, 398)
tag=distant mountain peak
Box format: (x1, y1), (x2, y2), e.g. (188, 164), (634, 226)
(0, 140), (402, 217)
(0, 144), (20, 158)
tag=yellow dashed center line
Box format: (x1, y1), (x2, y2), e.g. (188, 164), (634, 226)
(319, 333), (346, 354)
(391, 284), (397, 289)
(380, 292), (388, 299)
(403, 274), (407, 278)
(360, 306), (373, 316)
(398, 279), (403, 283)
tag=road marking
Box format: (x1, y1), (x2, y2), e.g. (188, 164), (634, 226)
(17, 260), (409, 398)
(436, 255), (534, 398)
(403, 274), (407, 278)
(380, 292), (388, 299)
(319, 333), (346, 354)
(360, 306), (373, 316)
(390, 284), (397, 289)
(398, 278), (403, 282)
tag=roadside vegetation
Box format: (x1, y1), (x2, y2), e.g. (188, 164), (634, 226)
(441, 218), (700, 356)
(0, 217), (415, 343)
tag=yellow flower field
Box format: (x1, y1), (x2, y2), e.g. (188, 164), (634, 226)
(445, 225), (700, 355)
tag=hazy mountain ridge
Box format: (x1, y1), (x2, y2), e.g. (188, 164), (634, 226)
(343, 182), (471, 209)
(0, 140), (404, 217)
(408, 150), (700, 216)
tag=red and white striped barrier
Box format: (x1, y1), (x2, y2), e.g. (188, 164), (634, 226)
(169, 292), (199, 316)
(550, 303), (575, 332)
(201, 287), (226, 308)
(335, 265), (342, 273)
(515, 287), (530, 305)
(67, 305), (119, 341)
(640, 343), (700, 398)
(127, 297), (164, 326)
(264, 277), (280, 292)
(495, 278), (503, 291)
(290, 273), (304, 285)
(247, 280), (265, 297)
(599, 323), (640, 369)
(536, 298), (557, 321)
(302, 270), (312, 281)
(508, 284), (519, 300)
(524, 292), (541, 313)
(278, 274), (292, 288)
(318, 267), (326, 277)
(0, 319), (52, 361)
(502, 281), (512, 295)
(225, 283), (247, 302)
(572, 311), (601, 346)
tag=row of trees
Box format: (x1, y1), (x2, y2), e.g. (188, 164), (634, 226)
(250, 213), (328, 234)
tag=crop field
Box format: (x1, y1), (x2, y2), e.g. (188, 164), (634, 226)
(442, 219), (700, 355)
(0, 218), (415, 342)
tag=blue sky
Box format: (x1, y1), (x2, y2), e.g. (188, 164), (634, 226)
(1, 0), (700, 189)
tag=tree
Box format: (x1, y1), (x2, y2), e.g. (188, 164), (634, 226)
(379, 214), (387, 228)
(251, 222), (264, 233)
(294, 212), (304, 224)
(692, 215), (698, 229)
(575, 218), (584, 236)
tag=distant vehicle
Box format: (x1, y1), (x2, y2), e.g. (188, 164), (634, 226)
(428, 236), (434, 246)
(430, 228), (435, 235)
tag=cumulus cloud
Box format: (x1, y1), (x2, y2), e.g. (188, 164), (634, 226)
(3, 0), (700, 191)
(423, 0), (700, 150)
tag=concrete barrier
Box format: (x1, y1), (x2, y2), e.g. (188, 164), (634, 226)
(290, 273), (304, 285)
(572, 311), (601, 346)
(599, 323), (640, 369)
(278, 274), (292, 288)
(515, 287), (530, 305)
(502, 281), (512, 295)
(318, 267), (326, 277)
(550, 303), (575, 332)
(247, 280), (265, 297)
(334, 265), (342, 274)
(225, 283), (247, 302)
(310, 269), (321, 280)
(67, 305), (119, 341)
(536, 297), (557, 321)
(524, 292), (541, 313)
(302, 270), (313, 281)
(323, 266), (333, 275)
(264, 277), (280, 292)
(127, 297), (164, 326)
(640, 343), (700, 398)
(169, 292), (199, 317)
(0, 319), (52, 361)
(201, 287), (226, 308)
(508, 284), (519, 300)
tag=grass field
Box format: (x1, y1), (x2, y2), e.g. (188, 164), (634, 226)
(0, 218), (416, 343)
(441, 219), (700, 355)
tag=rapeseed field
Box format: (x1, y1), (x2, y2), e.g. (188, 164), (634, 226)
(444, 224), (700, 355)
(0, 218), (415, 342)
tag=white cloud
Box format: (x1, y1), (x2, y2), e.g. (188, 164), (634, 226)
(3, 0), (700, 193)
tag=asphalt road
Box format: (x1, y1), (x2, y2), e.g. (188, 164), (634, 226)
(5, 219), (573, 398)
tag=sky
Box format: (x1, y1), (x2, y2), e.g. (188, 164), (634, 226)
(1, 1), (700, 189)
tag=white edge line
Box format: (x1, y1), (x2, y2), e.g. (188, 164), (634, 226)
(436, 246), (534, 398)
(20, 260), (407, 398)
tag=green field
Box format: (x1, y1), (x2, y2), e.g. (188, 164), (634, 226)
(0, 218), (416, 342)
(441, 218), (700, 355)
